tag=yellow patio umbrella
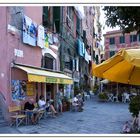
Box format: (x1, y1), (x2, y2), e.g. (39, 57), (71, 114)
(93, 48), (140, 85)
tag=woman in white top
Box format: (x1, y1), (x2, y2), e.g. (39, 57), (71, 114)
(38, 95), (57, 115)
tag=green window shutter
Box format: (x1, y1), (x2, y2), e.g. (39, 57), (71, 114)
(109, 37), (115, 45)
(120, 36), (125, 44)
(43, 7), (48, 27)
(53, 7), (60, 33)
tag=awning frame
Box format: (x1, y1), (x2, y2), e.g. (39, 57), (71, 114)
(13, 63), (73, 84)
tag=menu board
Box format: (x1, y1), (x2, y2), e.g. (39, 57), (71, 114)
(26, 82), (34, 96)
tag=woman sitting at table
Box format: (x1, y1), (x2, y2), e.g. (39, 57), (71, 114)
(38, 95), (57, 116)
(24, 98), (39, 124)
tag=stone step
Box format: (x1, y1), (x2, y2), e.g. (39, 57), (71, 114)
(0, 121), (9, 127)
(0, 111), (2, 116)
(0, 110), (6, 127)
(0, 119), (4, 123)
(0, 113), (4, 119)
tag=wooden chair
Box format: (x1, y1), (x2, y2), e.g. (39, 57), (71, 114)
(37, 109), (46, 121)
(35, 103), (46, 121)
(46, 107), (54, 118)
(9, 106), (27, 127)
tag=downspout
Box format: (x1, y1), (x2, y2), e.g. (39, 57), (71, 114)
(60, 7), (64, 72)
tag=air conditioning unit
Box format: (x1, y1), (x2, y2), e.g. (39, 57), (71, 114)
(66, 15), (72, 29)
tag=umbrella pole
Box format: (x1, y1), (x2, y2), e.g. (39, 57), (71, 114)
(138, 111), (140, 130)
(100, 82), (102, 93)
(116, 83), (119, 102)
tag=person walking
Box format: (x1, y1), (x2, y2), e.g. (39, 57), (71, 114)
(55, 88), (63, 114)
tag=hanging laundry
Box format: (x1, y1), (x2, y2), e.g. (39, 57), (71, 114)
(44, 32), (49, 48)
(37, 25), (45, 48)
(23, 15), (37, 46)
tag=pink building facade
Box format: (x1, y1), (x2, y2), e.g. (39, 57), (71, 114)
(0, 6), (73, 121)
(104, 30), (140, 59)
(0, 7), (42, 120)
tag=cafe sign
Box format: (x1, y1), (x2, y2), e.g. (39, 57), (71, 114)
(46, 77), (73, 84)
(28, 74), (73, 84)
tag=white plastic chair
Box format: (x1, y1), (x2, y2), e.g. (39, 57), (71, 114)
(89, 91), (94, 99)
(84, 92), (90, 100)
(112, 95), (119, 102)
(124, 93), (130, 103)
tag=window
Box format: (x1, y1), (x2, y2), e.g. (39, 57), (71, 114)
(83, 30), (86, 40)
(42, 56), (54, 70)
(53, 7), (60, 33)
(130, 35), (137, 42)
(120, 36), (125, 44)
(42, 7), (48, 27)
(110, 51), (115, 57)
(109, 37), (115, 45)
(95, 55), (99, 64)
(76, 16), (81, 34)
(65, 59), (73, 71)
(93, 50), (95, 60)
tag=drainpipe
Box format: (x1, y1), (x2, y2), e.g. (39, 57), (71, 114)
(57, 7), (64, 93)
(60, 7), (64, 72)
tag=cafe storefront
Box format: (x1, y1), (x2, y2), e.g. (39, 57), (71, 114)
(11, 63), (73, 107)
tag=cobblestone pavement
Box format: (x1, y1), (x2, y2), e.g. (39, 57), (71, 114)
(0, 96), (132, 134)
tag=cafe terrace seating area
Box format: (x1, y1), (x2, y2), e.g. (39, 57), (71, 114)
(8, 103), (54, 127)
(99, 82), (139, 103)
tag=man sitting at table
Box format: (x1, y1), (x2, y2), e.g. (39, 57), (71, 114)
(24, 98), (39, 124)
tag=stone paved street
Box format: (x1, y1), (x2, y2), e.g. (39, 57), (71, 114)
(0, 96), (132, 134)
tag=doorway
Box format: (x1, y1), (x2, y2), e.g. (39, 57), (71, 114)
(46, 84), (54, 100)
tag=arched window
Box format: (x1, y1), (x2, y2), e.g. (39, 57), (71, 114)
(41, 53), (56, 70)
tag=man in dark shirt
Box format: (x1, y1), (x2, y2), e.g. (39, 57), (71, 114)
(24, 101), (35, 110)
(24, 98), (38, 124)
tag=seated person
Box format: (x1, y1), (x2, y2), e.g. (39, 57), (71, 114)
(71, 96), (79, 111)
(24, 98), (39, 124)
(72, 96), (79, 107)
(132, 115), (139, 132)
(38, 95), (46, 110)
(122, 121), (131, 133)
(38, 95), (57, 116)
(77, 94), (84, 111)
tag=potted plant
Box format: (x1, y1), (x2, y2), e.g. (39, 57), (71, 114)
(98, 92), (108, 102)
(74, 86), (80, 96)
(62, 96), (71, 111)
(93, 85), (99, 95)
(129, 95), (140, 117)
(129, 95), (140, 133)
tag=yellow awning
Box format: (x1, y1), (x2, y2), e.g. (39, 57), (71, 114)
(14, 64), (73, 84)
